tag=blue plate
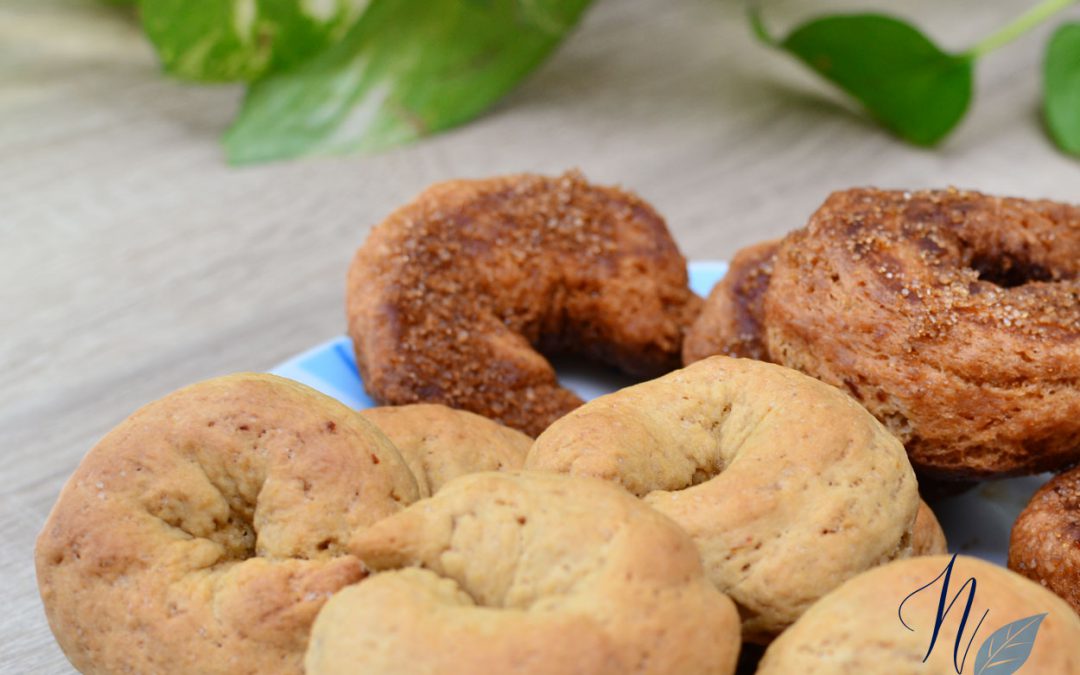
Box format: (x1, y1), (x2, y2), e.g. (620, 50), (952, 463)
(270, 259), (1043, 566)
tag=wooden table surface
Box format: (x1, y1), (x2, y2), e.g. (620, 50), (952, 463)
(4, 0), (1079, 671)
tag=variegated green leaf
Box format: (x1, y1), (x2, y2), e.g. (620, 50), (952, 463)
(139, 0), (369, 82)
(224, 0), (592, 162)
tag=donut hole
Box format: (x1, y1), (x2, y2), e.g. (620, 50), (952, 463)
(970, 252), (1056, 289)
(217, 513), (257, 561)
(153, 499), (258, 563)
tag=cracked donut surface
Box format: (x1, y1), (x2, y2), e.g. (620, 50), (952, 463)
(685, 188), (1080, 480)
(305, 471), (741, 675)
(526, 355), (920, 642)
(347, 171), (701, 436)
(35, 374), (421, 675)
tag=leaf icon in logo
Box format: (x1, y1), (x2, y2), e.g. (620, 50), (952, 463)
(973, 613), (1047, 674)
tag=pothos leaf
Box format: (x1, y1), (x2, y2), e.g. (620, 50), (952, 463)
(972, 613), (1047, 675)
(223, 0), (592, 163)
(752, 11), (974, 146)
(1045, 22), (1080, 155)
(139, 0), (368, 82)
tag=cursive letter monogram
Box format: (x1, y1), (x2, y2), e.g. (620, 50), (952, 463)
(898, 554), (990, 674)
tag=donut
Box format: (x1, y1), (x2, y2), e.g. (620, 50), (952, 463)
(359, 404), (531, 494)
(304, 471), (741, 675)
(35, 374), (421, 675)
(526, 355), (920, 641)
(347, 171), (702, 436)
(1009, 464), (1080, 613)
(682, 238), (779, 363)
(758, 555), (1080, 673)
(685, 188), (1080, 480)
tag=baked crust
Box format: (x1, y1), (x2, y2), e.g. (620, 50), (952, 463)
(527, 355), (920, 641)
(35, 374), (421, 675)
(359, 403), (531, 495)
(305, 472), (741, 675)
(682, 238), (779, 363)
(912, 499), (948, 556)
(347, 171), (701, 436)
(686, 188), (1080, 479)
(1009, 464), (1080, 613)
(759, 555), (1080, 674)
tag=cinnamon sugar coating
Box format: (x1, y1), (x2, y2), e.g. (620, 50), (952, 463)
(348, 172), (701, 436)
(1009, 464), (1080, 613)
(686, 188), (1080, 479)
(682, 239), (778, 362)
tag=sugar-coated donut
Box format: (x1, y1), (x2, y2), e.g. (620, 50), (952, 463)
(758, 555), (1080, 674)
(685, 188), (1080, 480)
(305, 472), (742, 675)
(347, 171), (702, 436)
(682, 238), (779, 363)
(1009, 464), (1080, 613)
(359, 404), (531, 495)
(526, 355), (920, 641)
(35, 374), (421, 675)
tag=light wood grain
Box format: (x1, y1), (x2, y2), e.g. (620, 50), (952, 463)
(3, 0), (1079, 671)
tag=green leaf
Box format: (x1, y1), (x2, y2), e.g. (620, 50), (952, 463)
(139, 0), (368, 82)
(754, 12), (974, 146)
(224, 0), (592, 163)
(1045, 22), (1080, 155)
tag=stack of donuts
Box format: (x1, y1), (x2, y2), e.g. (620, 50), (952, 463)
(37, 173), (1080, 674)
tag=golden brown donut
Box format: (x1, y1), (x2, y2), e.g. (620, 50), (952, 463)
(758, 555), (1080, 674)
(526, 355), (920, 642)
(686, 188), (1080, 480)
(305, 472), (741, 675)
(347, 171), (702, 436)
(359, 404), (531, 495)
(1009, 464), (1080, 613)
(35, 374), (421, 675)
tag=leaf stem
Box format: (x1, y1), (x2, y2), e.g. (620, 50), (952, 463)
(965, 0), (1079, 59)
(747, 1), (779, 46)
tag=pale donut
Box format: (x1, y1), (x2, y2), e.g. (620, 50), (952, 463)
(304, 471), (742, 675)
(526, 355), (920, 641)
(758, 555), (1080, 674)
(35, 374), (421, 675)
(359, 404), (531, 495)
